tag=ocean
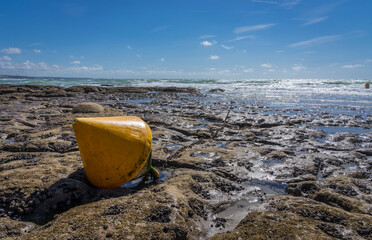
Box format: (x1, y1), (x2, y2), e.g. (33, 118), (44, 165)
(1, 77), (371, 119)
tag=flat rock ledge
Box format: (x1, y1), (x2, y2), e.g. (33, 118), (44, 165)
(0, 84), (371, 240)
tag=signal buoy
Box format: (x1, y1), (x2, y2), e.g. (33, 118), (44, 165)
(366, 83), (370, 89)
(72, 116), (158, 189)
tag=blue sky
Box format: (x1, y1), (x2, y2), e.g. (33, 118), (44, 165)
(0, 0), (371, 79)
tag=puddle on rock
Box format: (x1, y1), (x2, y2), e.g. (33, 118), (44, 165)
(244, 179), (287, 195)
(121, 169), (174, 188)
(120, 98), (153, 104)
(262, 158), (284, 167)
(311, 126), (371, 135)
(165, 143), (183, 151)
(207, 179), (287, 238)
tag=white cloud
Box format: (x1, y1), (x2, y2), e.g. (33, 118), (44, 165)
(289, 35), (341, 47)
(127, 45), (132, 50)
(136, 54), (141, 58)
(302, 51), (316, 54)
(199, 35), (216, 39)
(33, 49), (41, 53)
(281, 0), (301, 8)
(1, 47), (22, 54)
(152, 25), (171, 32)
(218, 69), (230, 74)
(260, 63), (272, 68)
(301, 16), (328, 26)
(251, 0), (278, 4)
(201, 40), (217, 47)
(221, 44), (234, 50)
(210, 55), (220, 60)
(1, 56), (11, 61)
(70, 55), (75, 59)
(0, 59), (105, 76)
(342, 64), (364, 69)
(228, 35), (255, 42)
(207, 68), (216, 71)
(292, 65), (306, 71)
(38, 62), (48, 70)
(233, 24), (276, 34)
(251, 0), (301, 8)
(74, 64), (103, 71)
(71, 61), (81, 65)
(243, 68), (254, 73)
(160, 58), (165, 62)
(276, 50), (284, 53)
(364, 59), (372, 63)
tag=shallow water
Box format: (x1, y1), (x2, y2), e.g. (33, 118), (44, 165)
(121, 169), (174, 188)
(3, 78), (370, 118)
(311, 126), (371, 135)
(207, 179), (287, 237)
(120, 98), (153, 104)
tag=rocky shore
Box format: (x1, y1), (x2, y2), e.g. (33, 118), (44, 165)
(0, 84), (371, 239)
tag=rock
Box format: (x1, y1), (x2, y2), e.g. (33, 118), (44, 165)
(0, 84), (371, 239)
(209, 88), (225, 93)
(72, 102), (104, 113)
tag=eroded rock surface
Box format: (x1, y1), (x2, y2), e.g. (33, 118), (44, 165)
(0, 84), (371, 239)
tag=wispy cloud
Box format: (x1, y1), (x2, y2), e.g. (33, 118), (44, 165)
(199, 35), (216, 39)
(260, 63), (272, 68)
(70, 61), (81, 64)
(0, 56), (11, 61)
(281, 0), (301, 9)
(221, 44), (233, 50)
(342, 64), (364, 69)
(72, 64), (103, 71)
(289, 35), (341, 47)
(127, 45), (132, 50)
(233, 23), (276, 34)
(228, 35), (255, 42)
(251, 0), (301, 8)
(243, 68), (254, 73)
(210, 55), (220, 60)
(302, 51), (316, 54)
(301, 16), (328, 26)
(0, 59), (105, 76)
(152, 25), (171, 32)
(310, 1), (344, 16)
(251, 0), (278, 4)
(33, 49), (41, 53)
(160, 58), (165, 62)
(1, 47), (22, 54)
(292, 64), (306, 71)
(201, 40), (217, 47)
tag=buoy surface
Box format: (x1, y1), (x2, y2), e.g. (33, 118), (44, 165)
(73, 116), (152, 189)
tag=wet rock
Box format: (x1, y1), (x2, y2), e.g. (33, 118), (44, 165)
(144, 206), (172, 223)
(209, 88), (225, 93)
(0, 84), (371, 239)
(72, 102), (104, 113)
(0, 217), (36, 238)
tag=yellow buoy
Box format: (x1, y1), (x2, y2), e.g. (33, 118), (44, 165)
(366, 83), (370, 89)
(72, 116), (158, 189)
